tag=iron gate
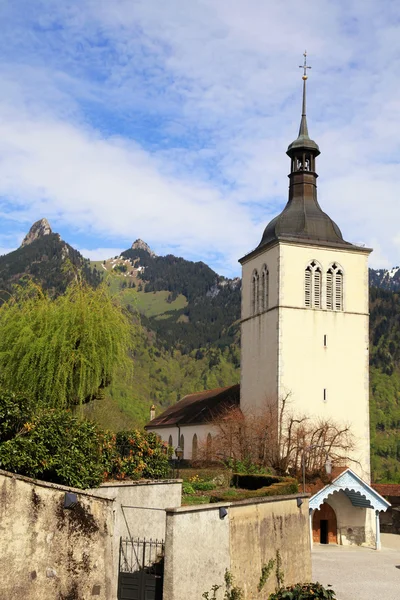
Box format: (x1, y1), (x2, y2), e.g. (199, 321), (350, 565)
(118, 537), (164, 600)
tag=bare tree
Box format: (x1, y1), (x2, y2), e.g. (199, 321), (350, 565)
(197, 393), (355, 480)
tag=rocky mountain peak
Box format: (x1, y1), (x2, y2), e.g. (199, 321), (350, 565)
(21, 218), (52, 247)
(131, 239), (156, 257)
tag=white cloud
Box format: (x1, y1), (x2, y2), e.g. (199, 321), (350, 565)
(0, 1), (400, 276)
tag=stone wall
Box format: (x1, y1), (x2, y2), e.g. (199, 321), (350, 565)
(0, 469), (114, 600)
(163, 494), (311, 600)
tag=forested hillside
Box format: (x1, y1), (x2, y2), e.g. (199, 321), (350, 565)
(1, 223), (400, 482)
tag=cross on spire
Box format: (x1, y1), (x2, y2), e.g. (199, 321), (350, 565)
(299, 50), (311, 80)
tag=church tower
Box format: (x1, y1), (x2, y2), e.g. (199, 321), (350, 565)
(239, 55), (372, 481)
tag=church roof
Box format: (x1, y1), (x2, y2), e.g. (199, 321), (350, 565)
(372, 483), (400, 498)
(145, 384), (240, 429)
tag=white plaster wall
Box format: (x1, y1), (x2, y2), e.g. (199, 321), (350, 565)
(92, 479), (182, 597)
(240, 240), (371, 480)
(279, 243), (371, 480)
(323, 492), (376, 547)
(146, 424), (218, 460)
(163, 504), (231, 600)
(240, 244), (280, 414)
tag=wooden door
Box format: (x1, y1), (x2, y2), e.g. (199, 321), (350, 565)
(312, 502), (338, 544)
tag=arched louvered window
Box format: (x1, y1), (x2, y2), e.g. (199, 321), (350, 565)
(180, 434), (185, 459)
(326, 264), (343, 311)
(192, 434), (198, 461)
(252, 270), (259, 315)
(305, 261), (322, 309)
(261, 264), (269, 311)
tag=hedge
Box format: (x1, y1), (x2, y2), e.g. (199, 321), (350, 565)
(209, 478), (299, 503)
(231, 473), (282, 490)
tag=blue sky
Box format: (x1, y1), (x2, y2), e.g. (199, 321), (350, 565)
(0, 1), (400, 276)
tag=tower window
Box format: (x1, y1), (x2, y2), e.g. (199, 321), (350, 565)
(305, 261), (322, 309)
(327, 263), (343, 311)
(324, 335), (327, 347)
(323, 388), (327, 402)
(252, 269), (259, 315)
(261, 264), (269, 311)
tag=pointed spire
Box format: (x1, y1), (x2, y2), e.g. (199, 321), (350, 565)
(298, 51), (311, 138)
(287, 51), (320, 156)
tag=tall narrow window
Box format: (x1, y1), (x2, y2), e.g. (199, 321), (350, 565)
(305, 267), (312, 307)
(192, 434), (198, 461)
(180, 434), (185, 459)
(168, 435), (173, 448)
(314, 268), (322, 308)
(326, 263), (343, 311)
(261, 264), (269, 311)
(252, 270), (259, 315)
(206, 433), (212, 462)
(305, 261), (322, 309)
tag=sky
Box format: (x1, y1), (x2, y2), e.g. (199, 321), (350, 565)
(0, 0), (400, 277)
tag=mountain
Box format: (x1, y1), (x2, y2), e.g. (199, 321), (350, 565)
(0, 219), (101, 301)
(1, 221), (400, 482)
(369, 267), (400, 291)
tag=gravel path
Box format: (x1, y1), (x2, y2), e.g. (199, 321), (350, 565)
(312, 536), (400, 600)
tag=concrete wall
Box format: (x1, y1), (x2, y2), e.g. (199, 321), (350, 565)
(323, 492), (376, 547)
(164, 494), (311, 600)
(0, 469), (114, 600)
(92, 479), (182, 599)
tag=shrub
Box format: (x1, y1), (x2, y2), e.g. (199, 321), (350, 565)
(231, 473), (281, 490)
(0, 388), (34, 442)
(268, 582), (336, 599)
(0, 409), (104, 488)
(182, 481), (196, 495)
(209, 479), (298, 503)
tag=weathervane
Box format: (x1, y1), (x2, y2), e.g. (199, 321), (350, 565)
(299, 51), (311, 80)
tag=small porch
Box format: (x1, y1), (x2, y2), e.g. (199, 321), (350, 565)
(309, 468), (391, 550)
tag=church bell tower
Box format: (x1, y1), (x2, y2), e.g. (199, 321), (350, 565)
(239, 54), (372, 480)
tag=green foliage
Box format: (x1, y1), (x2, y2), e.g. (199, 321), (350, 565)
(182, 481), (196, 495)
(226, 457), (272, 475)
(0, 409), (104, 488)
(114, 264), (127, 273)
(0, 279), (133, 408)
(0, 388), (35, 442)
(258, 558), (275, 592)
(102, 430), (170, 481)
(268, 582), (336, 599)
(210, 479), (298, 503)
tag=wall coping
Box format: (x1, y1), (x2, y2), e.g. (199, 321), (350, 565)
(166, 493), (309, 515)
(98, 479), (182, 489)
(0, 468), (114, 502)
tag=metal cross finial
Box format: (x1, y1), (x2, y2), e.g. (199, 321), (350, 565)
(299, 51), (311, 80)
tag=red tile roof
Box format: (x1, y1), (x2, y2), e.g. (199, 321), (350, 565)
(145, 384), (240, 428)
(372, 483), (400, 497)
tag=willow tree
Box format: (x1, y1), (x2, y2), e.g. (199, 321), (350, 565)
(0, 279), (133, 408)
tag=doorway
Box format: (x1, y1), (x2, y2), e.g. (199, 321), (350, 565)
(313, 503), (338, 544)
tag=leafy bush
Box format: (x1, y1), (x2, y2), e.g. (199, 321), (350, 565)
(0, 409), (104, 488)
(226, 457), (272, 475)
(102, 430), (170, 481)
(0, 388), (34, 442)
(182, 481), (196, 495)
(231, 473), (281, 490)
(209, 479), (298, 503)
(268, 582), (336, 599)
(192, 480), (216, 491)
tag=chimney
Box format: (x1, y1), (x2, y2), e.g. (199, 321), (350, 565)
(150, 404), (156, 421)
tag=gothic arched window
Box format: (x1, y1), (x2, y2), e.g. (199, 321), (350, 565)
(168, 435), (173, 448)
(261, 264), (269, 311)
(180, 434), (185, 459)
(251, 269), (259, 315)
(206, 433), (212, 461)
(327, 263), (343, 311)
(192, 434), (198, 461)
(305, 261), (322, 309)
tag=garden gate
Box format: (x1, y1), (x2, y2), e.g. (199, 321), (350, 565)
(118, 537), (164, 600)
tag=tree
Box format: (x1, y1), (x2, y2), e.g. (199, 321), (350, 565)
(0, 279), (133, 408)
(203, 393), (354, 479)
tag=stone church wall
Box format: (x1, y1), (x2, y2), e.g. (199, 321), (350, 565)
(163, 493), (311, 600)
(0, 469), (114, 600)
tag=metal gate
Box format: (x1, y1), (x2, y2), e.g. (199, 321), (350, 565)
(118, 537), (164, 600)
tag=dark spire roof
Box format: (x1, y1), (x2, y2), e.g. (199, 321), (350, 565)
(246, 54), (360, 257)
